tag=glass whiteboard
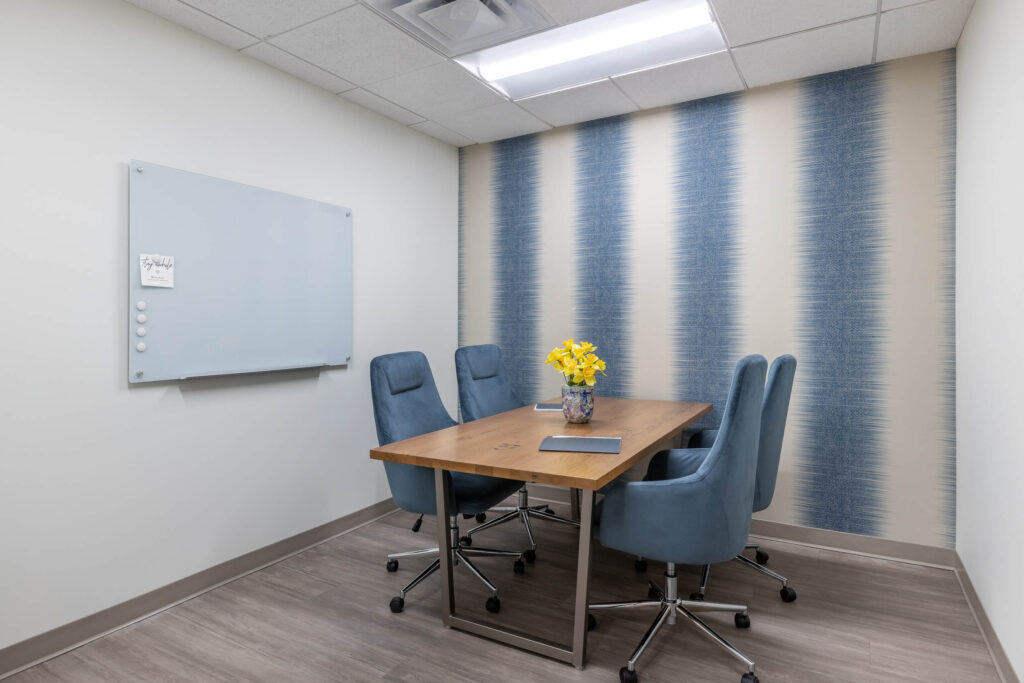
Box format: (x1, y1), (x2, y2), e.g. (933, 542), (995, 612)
(128, 160), (353, 383)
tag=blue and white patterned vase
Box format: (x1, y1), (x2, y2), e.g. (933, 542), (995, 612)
(561, 384), (595, 424)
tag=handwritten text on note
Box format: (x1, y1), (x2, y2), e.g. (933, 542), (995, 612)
(140, 253), (174, 288)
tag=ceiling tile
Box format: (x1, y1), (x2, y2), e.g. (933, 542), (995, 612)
(364, 62), (506, 120)
(876, 0), (975, 62)
(411, 121), (475, 147)
(126, 0), (256, 49)
(270, 5), (445, 86)
(612, 51), (744, 109)
(341, 89), (426, 125)
(516, 80), (638, 128)
(530, 0), (646, 25)
(241, 43), (355, 93)
(710, 0), (877, 46)
(732, 16), (876, 88)
(183, 0), (356, 39)
(881, 0), (930, 8)
(433, 102), (551, 143)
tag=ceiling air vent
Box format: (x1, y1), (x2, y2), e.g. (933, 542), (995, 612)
(364, 0), (553, 57)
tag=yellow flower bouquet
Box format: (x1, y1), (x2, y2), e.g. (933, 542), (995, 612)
(545, 339), (606, 423)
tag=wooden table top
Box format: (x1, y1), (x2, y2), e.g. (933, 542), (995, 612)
(370, 396), (712, 490)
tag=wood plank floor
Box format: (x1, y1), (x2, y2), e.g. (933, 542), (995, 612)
(9, 500), (1000, 682)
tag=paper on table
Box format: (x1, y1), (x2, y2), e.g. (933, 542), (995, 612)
(140, 253), (174, 288)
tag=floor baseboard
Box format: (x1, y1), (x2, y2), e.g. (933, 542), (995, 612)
(4, 492), (1018, 683)
(0, 498), (398, 680)
(747, 518), (960, 568)
(954, 562), (1020, 683)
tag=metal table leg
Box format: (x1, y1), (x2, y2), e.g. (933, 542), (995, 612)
(571, 490), (595, 669)
(433, 470), (595, 669)
(434, 469), (454, 623)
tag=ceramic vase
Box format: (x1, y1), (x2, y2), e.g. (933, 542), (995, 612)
(561, 384), (595, 424)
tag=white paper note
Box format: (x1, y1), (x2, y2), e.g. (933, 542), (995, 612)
(140, 253), (174, 288)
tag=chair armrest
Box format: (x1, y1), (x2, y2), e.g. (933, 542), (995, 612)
(599, 471), (738, 564)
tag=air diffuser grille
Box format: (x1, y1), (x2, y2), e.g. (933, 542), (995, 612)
(364, 0), (552, 57)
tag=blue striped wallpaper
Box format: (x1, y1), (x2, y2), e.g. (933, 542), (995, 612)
(940, 51), (957, 547)
(797, 65), (886, 535)
(461, 52), (957, 548)
(457, 147), (465, 348)
(492, 135), (541, 401)
(576, 116), (632, 398)
(673, 94), (742, 430)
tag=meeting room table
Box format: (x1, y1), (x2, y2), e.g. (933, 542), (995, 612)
(370, 396), (712, 669)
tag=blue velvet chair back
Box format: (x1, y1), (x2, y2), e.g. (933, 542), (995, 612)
(455, 344), (525, 422)
(598, 355), (767, 565)
(754, 354), (797, 512)
(370, 351), (457, 515)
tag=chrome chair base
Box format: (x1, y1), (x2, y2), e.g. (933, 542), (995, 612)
(688, 544), (797, 603)
(589, 563), (758, 683)
(386, 515), (523, 614)
(736, 543), (797, 601)
(465, 487), (579, 557)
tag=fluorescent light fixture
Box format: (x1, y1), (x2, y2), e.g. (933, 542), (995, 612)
(456, 0), (726, 100)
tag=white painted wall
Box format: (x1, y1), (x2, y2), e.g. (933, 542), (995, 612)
(956, 0), (1024, 677)
(0, 0), (458, 650)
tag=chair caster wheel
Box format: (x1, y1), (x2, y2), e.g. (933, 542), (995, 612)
(459, 535), (472, 547)
(735, 613), (750, 629)
(741, 673), (759, 683)
(780, 586), (797, 602)
(476, 512), (487, 523)
(755, 549), (769, 565)
(619, 666), (638, 683)
(689, 592), (705, 601)
(588, 614), (597, 631)
(634, 558), (647, 573)
(389, 596), (404, 613)
(524, 549), (536, 563)
(386, 559), (398, 572)
(648, 585), (660, 600)
(542, 508), (555, 515)
(514, 559), (525, 574)
(485, 596), (501, 613)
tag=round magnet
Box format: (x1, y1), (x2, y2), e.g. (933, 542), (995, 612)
(136, 301), (147, 311)
(136, 327), (147, 337)
(137, 314), (147, 324)
(136, 342), (146, 352)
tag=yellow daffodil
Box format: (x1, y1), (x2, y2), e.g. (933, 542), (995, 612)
(545, 339), (607, 387)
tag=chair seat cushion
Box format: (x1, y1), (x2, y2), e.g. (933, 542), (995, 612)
(452, 472), (523, 515)
(644, 448), (711, 481)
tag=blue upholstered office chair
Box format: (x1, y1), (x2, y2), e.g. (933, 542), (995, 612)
(455, 344), (579, 560)
(678, 354), (798, 603)
(589, 355), (767, 683)
(370, 351), (525, 614)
